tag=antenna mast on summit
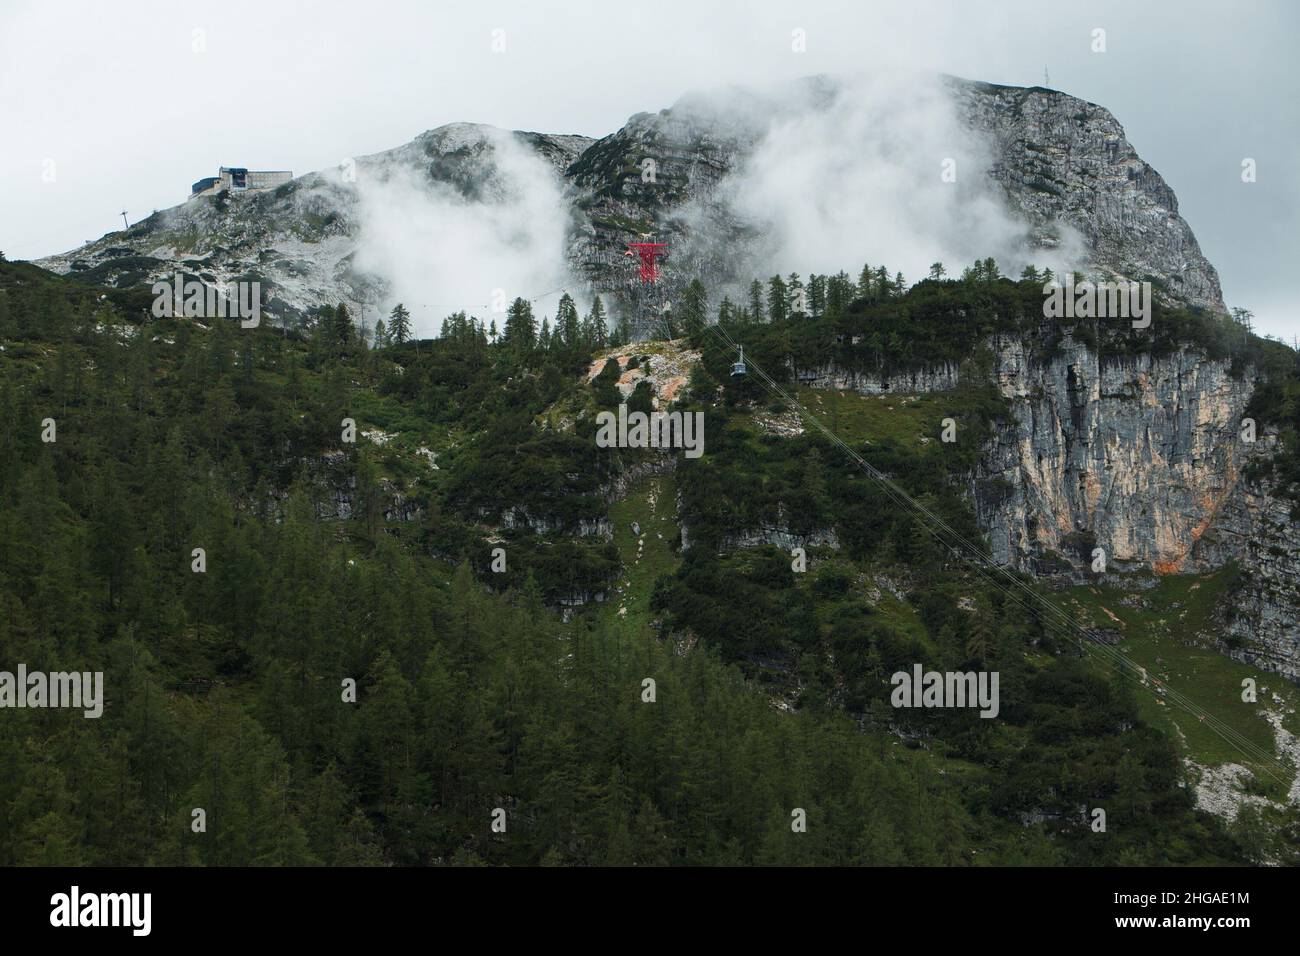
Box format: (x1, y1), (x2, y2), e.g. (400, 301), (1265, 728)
(1043, 67), (1050, 89)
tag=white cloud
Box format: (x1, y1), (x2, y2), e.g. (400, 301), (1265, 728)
(691, 72), (1085, 287)
(350, 127), (577, 337)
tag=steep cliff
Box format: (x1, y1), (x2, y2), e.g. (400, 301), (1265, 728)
(973, 333), (1252, 574)
(1197, 441), (1300, 681)
(796, 334), (1298, 683)
(949, 80), (1225, 311)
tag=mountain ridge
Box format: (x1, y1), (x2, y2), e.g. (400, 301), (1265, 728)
(35, 73), (1226, 326)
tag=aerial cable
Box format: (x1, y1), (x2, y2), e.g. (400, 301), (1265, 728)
(704, 320), (1287, 776)
(697, 320), (1290, 781)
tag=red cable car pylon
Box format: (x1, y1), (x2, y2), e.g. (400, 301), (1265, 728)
(625, 240), (667, 284)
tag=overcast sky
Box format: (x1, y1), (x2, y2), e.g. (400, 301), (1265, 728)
(2, 0), (1296, 338)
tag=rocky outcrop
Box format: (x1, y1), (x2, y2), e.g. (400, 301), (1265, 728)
(796, 334), (1298, 682)
(974, 334), (1253, 574)
(949, 80), (1225, 311)
(36, 75), (1224, 325)
(36, 124), (594, 326)
(680, 500), (841, 553)
(1193, 438), (1300, 680)
(600, 455), (678, 503)
(719, 526), (840, 554)
(792, 335), (1265, 576)
(500, 507), (613, 540)
(792, 360), (961, 394)
(1225, 528), (1300, 679)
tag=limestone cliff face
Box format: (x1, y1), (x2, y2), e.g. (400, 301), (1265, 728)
(562, 74), (1227, 317)
(1194, 438), (1300, 681)
(973, 335), (1252, 574)
(949, 80), (1225, 312)
(791, 359), (961, 395)
(797, 337), (1299, 682)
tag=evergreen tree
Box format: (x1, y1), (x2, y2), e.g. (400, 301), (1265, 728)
(857, 263), (874, 298)
(787, 272), (805, 316)
(681, 278), (708, 335)
(333, 303), (354, 348)
(874, 266), (889, 297)
(748, 279), (765, 323)
(555, 293), (580, 349)
(767, 275), (789, 322)
(584, 295), (609, 350)
(502, 298), (536, 352)
(716, 296), (735, 326)
(613, 311), (632, 347)
(808, 274), (827, 317)
(388, 303), (412, 344)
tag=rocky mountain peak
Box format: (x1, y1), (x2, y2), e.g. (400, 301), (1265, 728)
(35, 73), (1226, 324)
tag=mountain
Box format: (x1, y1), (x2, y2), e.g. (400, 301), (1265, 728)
(3, 255), (1297, 864)
(793, 329), (1299, 683)
(23, 74), (1293, 683)
(9, 74), (1299, 854)
(35, 74), (1225, 325)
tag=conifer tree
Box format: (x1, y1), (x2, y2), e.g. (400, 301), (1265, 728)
(585, 295), (608, 350)
(748, 279), (765, 322)
(787, 272), (805, 316)
(333, 302), (354, 348)
(681, 278), (708, 334)
(388, 303), (412, 344)
(857, 263), (874, 298)
(767, 275), (789, 322)
(554, 293), (580, 349)
(503, 297), (536, 351)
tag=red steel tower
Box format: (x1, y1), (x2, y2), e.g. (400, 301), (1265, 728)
(625, 242), (667, 284)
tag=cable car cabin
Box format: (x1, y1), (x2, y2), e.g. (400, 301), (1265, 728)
(730, 345), (747, 377)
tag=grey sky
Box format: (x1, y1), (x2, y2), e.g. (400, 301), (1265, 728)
(2, 0), (1295, 338)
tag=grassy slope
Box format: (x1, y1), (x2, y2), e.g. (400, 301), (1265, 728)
(722, 384), (1297, 798)
(1063, 570), (1298, 797)
(797, 386), (952, 449)
(602, 474), (680, 643)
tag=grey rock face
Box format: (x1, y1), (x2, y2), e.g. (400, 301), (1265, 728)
(1193, 438), (1300, 680)
(37, 75), (1224, 325)
(791, 360), (961, 395)
(973, 334), (1252, 574)
(948, 80), (1225, 312)
(801, 337), (1299, 682)
(562, 100), (762, 320)
(500, 507), (614, 540)
(37, 123), (594, 326)
(720, 527), (840, 554)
